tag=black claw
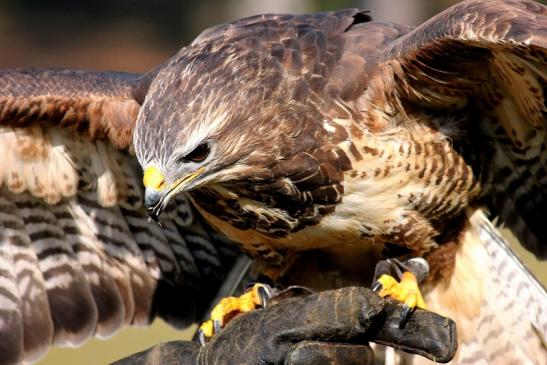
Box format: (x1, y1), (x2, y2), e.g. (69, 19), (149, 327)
(398, 305), (414, 329)
(213, 320), (222, 335)
(257, 285), (272, 308)
(371, 281), (383, 293)
(197, 329), (206, 347)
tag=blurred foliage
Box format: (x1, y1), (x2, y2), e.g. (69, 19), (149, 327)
(316, 0), (361, 10)
(3, 0), (189, 43)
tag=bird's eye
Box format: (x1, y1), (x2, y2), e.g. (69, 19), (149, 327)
(184, 143), (210, 163)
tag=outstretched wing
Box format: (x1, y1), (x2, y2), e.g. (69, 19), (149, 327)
(367, 0), (546, 258)
(361, 1), (547, 363)
(0, 69), (236, 365)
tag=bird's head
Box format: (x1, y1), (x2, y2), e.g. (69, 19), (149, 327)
(134, 41), (306, 220)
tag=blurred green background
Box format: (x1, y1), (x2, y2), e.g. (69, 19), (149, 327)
(0, 1), (544, 363)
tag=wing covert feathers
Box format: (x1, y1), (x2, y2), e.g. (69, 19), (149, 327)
(0, 69), (145, 149)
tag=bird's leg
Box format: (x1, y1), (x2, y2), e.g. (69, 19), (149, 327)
(372, 257), (429, 328)
(197, 281), (276, 345)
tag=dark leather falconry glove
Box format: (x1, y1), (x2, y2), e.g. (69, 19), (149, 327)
(112, 287), (457, 365)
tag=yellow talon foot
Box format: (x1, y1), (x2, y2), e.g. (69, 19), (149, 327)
(376, 271), (426, 328)
(377, 271), (426, 310)
(198, 283), (272, 344)
(372, 258), (429, 328)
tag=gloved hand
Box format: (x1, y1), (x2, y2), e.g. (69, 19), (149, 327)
(112, 287), (457, 365)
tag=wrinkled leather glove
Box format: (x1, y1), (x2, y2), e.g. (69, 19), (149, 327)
(112, 287), (457, 365)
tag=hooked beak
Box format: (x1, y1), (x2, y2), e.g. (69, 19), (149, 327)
(143, 166), (205, 221)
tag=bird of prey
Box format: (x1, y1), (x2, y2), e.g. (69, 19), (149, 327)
(0, 0), (546, 364)
(137, 0), (547, 362)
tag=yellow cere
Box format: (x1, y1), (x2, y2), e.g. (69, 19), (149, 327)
(143, 166), (166, 190)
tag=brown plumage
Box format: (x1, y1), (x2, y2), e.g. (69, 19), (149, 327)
(135, 1), (547, 363)
(136, 1), (545, 267)
(0, 0), (545, 364)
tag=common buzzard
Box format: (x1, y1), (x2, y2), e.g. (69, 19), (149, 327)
(0, 0), (545, 364)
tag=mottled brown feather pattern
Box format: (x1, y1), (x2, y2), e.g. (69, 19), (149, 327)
(135, 9), (420, 264)
(133, 3), (545, 269)
(134, 4), (546, 361)
(0, 1), (546, 364)
(0, 69), (145, 149)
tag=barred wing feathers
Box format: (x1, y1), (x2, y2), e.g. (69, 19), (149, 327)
(0, 70), (235, 364)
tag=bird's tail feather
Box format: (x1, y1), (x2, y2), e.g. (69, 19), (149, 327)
(412, 209), (546, 365)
